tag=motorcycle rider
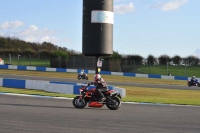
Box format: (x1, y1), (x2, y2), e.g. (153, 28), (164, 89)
(80, 69), (86, 77)
(88, 74), (108, 102)
(190, 76), (196, 84)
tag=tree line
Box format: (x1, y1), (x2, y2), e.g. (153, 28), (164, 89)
(111, 52), (200, 66)
(0, 36), (80, 59)
(0, 36), (199, 66)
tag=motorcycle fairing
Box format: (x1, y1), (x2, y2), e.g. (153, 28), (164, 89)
(106, 90), (121, 99)
(88, 102), (103, 107)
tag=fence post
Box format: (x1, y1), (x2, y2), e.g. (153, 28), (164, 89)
(17, 54), (20, 65)
(29, 55), (31, 66)
(85, 57), (87, 69)
(167, 61), (168, 75)
(116, 59), (118, 72)
(148, 60), (151, 74)
(133, 60), (135, 72)
(184, 60), (187, 76)
(9, 54), (12, 64)
(45, 56), (47, 67)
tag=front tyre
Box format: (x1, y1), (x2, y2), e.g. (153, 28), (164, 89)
(106, 97), (121, 110)
(72, 96), (87, 108)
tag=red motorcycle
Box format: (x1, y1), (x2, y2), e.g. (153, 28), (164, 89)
(72, 85), (121, 110)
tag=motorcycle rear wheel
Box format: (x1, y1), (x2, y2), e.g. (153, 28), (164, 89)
(72, 96), (87, 108)
(188, 82), (191, 87)
(106, 97), (121, 110)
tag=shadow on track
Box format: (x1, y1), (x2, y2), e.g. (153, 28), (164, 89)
(0, 103), (109, 110)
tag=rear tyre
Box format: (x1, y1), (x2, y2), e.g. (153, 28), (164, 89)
(106, 97), (121, 110)
(72, 96), (87, 108)
(188, 82), (191, 87)
(78, 76), (81, 80)
(198, 83), (200, 87)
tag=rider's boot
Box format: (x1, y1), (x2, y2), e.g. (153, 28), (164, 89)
(99, 97), (106, 102)
(97, 89), (106, 102)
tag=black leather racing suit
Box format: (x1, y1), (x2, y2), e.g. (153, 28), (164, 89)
(88, 78), (108, 99)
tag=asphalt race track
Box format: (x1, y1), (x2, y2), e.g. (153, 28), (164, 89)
(1, 94), (200, 133)
(0, 74), (199, 91)
(1, 74), (200, 132)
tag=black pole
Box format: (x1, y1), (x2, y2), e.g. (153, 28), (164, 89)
(82, 0), (113, 72)
(82, 0), (113, 57)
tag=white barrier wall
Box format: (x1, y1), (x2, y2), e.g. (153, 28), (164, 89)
(161, 75), (175, 80)
(0, 78), (3, 86)
(111, 72), (123, 76)
(67, 69), (78, 73)
(136, 74), (148, 78)
(44, 83), (74, 94)
(0, 78), (126, 97)
(26, 66), (37, 71)
(26, 80), (49, 90)
(8, 65), (17, 69)
(46, 68), (57, 72)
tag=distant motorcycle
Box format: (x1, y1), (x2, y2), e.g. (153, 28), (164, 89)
(77, 73), (88, 80)
(187, 79), (200, 87)
(72, 85), (121, 110)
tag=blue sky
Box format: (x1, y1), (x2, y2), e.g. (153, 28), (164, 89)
(0, 0), (200, 58)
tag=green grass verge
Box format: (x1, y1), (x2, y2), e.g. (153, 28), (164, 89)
(3, 58), (50, 67)
(137, 65), (200, 77)
(0, 87), (76, 98)
(121, 86), (200, 106)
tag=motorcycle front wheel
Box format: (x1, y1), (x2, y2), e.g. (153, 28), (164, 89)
(106, 97), (121, 110)
(72, 96), (87, 108)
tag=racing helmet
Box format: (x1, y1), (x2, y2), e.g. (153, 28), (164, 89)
(192, 76), (195, 78)
(94, 74), (101, 81)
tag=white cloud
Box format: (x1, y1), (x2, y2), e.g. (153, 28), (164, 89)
(24, 35), (37, 42)
(114, 2), (135, 14)
(41, 36), (59, 43)
(0, 22), (60, 44)
(19, 26), (59, 44)
(151, 0), (188, 11)
(19, 25), (38, 36)
(0, 21), (24, 29)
